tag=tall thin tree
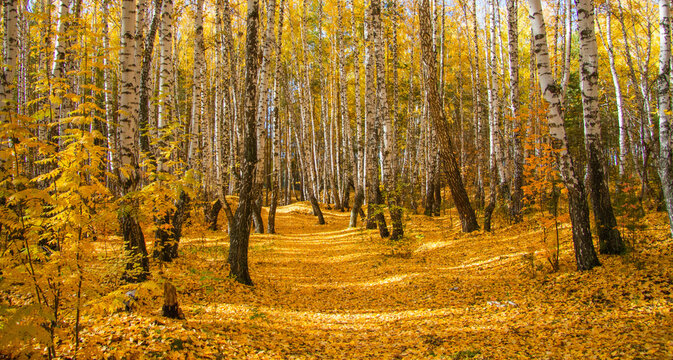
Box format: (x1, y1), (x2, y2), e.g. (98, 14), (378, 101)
(528, 0), (600, 270)
(419, 0), (480, 233)
(228, 0), (260, 286)
(575, 0), (624, 253)
(657, 0), (673, 238)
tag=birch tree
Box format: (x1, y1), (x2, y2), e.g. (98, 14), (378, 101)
(528, 0), (600, 270)
(299, 0), (326, 225)
(138, 0), (163, 146)
(508, 0), (524, 223)
(118, 0), (149, 282)
(365, 0), (389, 237)
(268, 0), (285, 234)
(255, 0), (277, 233)
(51, 0), (70, 82)
(657, 0), (673, 238)
(1, 0), (18, 110)
(597, 1), (628, 179)
(349, 0), (366, 228)
(386, 0), (403, 240)
(575, 0), (624, 254)
(337, 2), (351, 212)
(484, 0), (501, 232)
(189, 0), (205, 174)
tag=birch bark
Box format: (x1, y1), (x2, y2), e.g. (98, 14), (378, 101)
(268, 0), (285, 234)
(349, 0), (366, 227)
(528, 0), (600, 270)
(657, 0), (673, 238)
(119, 0), (149, 282)
(508, 0), (524, 223)
(484, 0), (500, 232)
(1, 0), (18, 109)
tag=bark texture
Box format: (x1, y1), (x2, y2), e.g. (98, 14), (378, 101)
(119, 0), (149, 282)
(657, 0), (673, 239)
(575, 0), (624, 254)
(228, 0), (260, 286)
(508, 0), (524, 223)
(419, 0), (479, 233)
(528, 0), (600, 270)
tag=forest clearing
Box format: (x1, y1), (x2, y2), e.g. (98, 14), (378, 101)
(3, 201), (673, 359)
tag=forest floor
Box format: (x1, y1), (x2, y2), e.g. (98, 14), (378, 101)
(20, 202), (673, 358)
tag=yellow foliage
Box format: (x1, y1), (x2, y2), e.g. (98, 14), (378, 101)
(4, 205), (670, 359)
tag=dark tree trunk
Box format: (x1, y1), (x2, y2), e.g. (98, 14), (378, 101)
(153, 190), (190, 262)
(169, 190), (189, 258)
(424, 181), (434, 216)
(510, 170), (524, 223)
(587, 145), (624, 254)
(153, 213), (172, 262)
(376, 187), (389, 238)
(342, 179), (351, 211)
(268, 187), (278, 234)
(484, 168), (497, 232)
(252, 197), (264, 233)
(433, 178), (441, 216)
(567, 181), (601, 270)
(350, 187), (365, 227)
(309, 194), (326, 225)
(333, 182), (342, 212)
(419, 0), (479, 232)
(221, 196), (235, 231)
(483, 194), (496, 232)
(474, 180), (485, 210)
(366, 200), (378, 229)
(205, 199), (222, 231)
(228, 0), (259, 286)
(389, 195), (404, 240)
(120, 212), (149, 283)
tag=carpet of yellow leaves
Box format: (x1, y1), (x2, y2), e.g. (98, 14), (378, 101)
(75, 203), (672, 359)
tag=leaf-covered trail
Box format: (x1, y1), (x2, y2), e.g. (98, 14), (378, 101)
(82, 203), (672, 359)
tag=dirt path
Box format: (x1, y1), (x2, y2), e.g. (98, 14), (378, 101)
(81, 202), (673, 359)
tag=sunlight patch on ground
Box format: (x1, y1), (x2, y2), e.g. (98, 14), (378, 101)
(262, 251), (378, 265)
(288, 228), (362, 238)
(275, 202), (314, 215)
(439, 251), (539, 270)
(414, 241), (453, 253)
(295, 274), (420, 288)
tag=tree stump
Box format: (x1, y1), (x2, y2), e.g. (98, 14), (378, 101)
(162, 281), (184, 319)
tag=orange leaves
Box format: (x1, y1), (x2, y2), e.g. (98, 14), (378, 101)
(4, 201), (673, 359)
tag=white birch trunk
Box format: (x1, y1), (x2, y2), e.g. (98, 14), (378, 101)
(189, 0), (205, 172)
(1, 0), (19, 109)
(51, 0), (70, 81)
(484, 0), (500, 231)
(528, 0), (600, 270)
(601, 3), (628, 177)
(157, 0), (173, 172)
(119, 0), (140, 189)
(255, 0), (277, 188)
(657, 0), (673, 238)
(576, 0), (624, 253)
